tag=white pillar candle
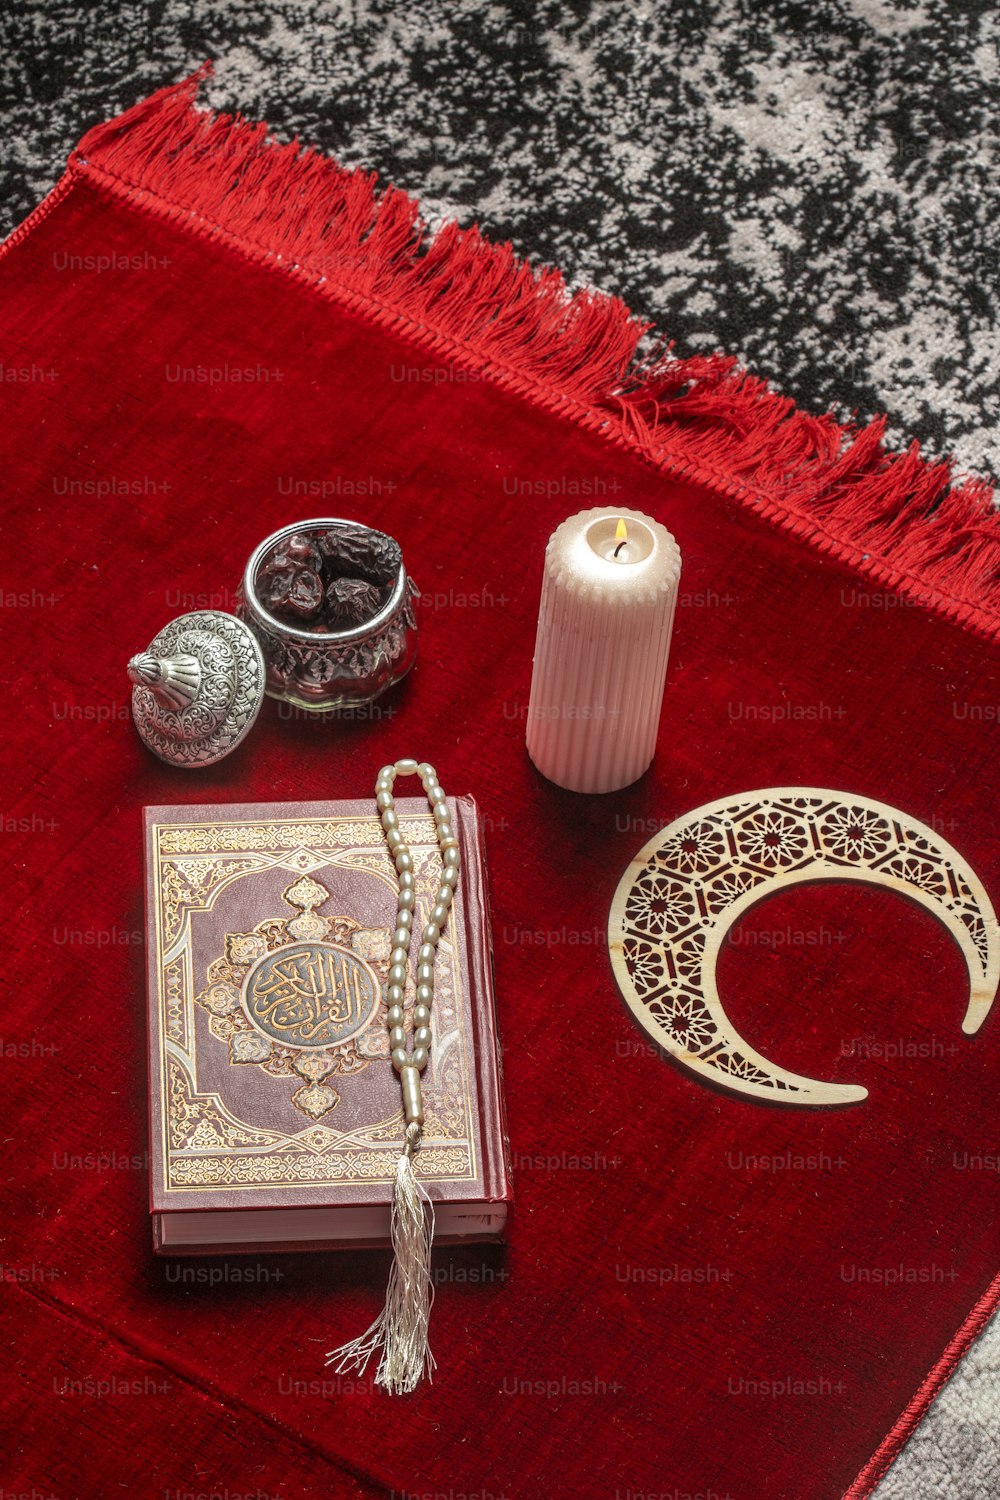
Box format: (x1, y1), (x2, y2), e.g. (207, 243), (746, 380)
(526, 507), (681, 794)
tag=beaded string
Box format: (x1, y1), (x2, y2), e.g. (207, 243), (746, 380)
(377, 758), (460, 1150)
(328, 758), (459, 1392)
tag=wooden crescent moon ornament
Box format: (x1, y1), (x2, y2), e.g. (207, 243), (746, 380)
(608, 789), (999, 1106)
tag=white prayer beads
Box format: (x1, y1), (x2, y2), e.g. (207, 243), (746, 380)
(375, 760), (460, 1131)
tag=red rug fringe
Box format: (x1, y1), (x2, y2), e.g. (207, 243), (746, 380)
(61, 63), (1000, 640)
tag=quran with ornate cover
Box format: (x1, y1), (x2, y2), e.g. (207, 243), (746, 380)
(144, 796), (510, 1254)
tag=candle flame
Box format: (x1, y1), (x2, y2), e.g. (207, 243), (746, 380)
(615, 518), (628, 544)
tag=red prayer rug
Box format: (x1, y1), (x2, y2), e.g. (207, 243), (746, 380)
(2, 66), (999, 1500)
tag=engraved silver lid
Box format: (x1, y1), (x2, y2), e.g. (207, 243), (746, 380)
(127, 610), (265, 768)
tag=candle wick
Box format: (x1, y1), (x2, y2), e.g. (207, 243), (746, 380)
(613, 541), (628, 558)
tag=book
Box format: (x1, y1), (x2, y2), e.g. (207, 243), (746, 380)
(144, 795), (510, 1254)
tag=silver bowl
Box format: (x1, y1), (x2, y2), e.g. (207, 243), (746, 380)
(237, 518), (419, 713)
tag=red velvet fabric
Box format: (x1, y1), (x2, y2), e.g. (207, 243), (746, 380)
(1, 172), (998, 1500)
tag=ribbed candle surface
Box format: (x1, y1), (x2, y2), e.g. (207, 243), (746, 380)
(526, 508), (681, 793)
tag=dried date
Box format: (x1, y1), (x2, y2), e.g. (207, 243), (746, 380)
(318, 525), (401, 587)
(258, 564), (324, 622)
(325, 577), (383, 628)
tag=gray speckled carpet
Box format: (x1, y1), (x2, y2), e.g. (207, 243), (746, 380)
(2, 3), (996, 1495)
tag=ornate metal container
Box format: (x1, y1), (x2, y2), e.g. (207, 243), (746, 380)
(237, 518), (419, 712)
